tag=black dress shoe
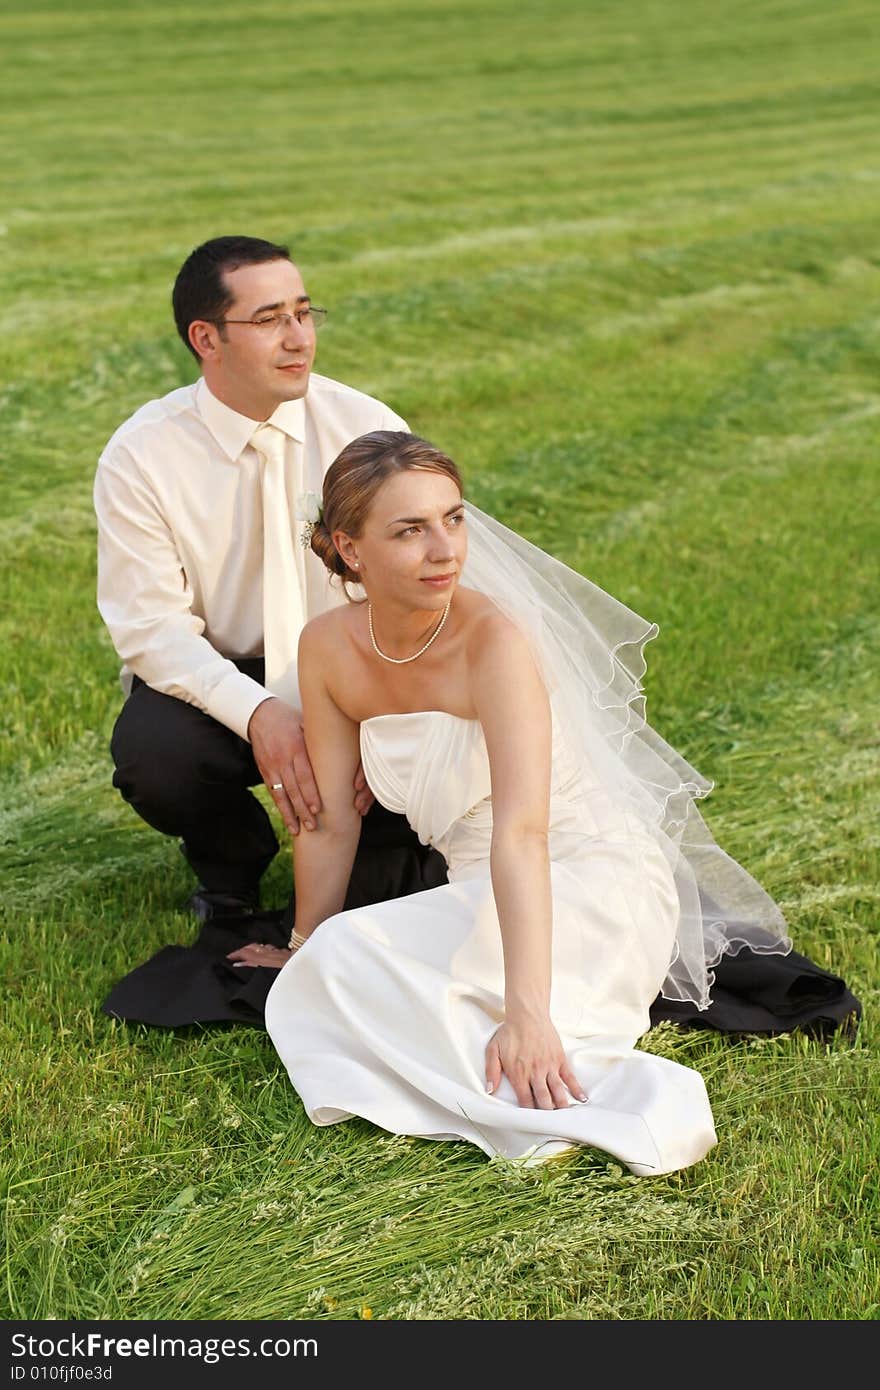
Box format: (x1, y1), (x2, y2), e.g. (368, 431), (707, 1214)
(186, 887), (261, 922)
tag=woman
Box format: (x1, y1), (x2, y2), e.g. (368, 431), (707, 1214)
(227, 430), (799, 1174)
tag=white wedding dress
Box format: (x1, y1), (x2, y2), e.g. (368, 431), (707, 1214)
(266, 710), (717, 1175)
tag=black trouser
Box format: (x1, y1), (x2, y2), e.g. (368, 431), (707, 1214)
(110, 659), (447, 903)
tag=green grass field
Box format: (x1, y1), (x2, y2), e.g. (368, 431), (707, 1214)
(1, 0), (878, 1321)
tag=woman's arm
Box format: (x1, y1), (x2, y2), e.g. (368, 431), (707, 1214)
(228, 619), (362, 967)
(471, 614), (586, 1110)
(289, 622), (363, 938)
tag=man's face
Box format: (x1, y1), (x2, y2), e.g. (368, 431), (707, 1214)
(195, 258), (318, 420)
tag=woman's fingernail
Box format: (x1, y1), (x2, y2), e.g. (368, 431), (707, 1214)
(310, 805), (319, 815)
(486, 1081), (495, 1094)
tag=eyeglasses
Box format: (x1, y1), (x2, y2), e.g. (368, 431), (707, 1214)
(215, 307), (328, 333)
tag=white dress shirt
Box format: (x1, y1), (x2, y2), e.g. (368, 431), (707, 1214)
(95, 374), (407, 740)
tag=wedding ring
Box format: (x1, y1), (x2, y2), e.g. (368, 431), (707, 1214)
(271, 782), (284, 791)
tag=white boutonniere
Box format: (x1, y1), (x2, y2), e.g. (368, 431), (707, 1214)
(296, 490), (323, 547)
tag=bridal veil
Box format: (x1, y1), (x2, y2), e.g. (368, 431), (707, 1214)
(461, 503), (791, 1010)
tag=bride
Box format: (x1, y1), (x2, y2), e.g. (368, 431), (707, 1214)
(228, 430), (792, 1175)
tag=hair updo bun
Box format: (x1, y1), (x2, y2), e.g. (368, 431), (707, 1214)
(309, 517), (358, 583)
(313, 431), (463, 600)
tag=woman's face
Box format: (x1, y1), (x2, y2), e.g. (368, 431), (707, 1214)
(336, 467), (467, 611)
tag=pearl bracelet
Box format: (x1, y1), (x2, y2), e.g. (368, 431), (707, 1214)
(288, 929), (308, 953)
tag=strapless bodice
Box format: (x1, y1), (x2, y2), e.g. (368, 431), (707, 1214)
(360, 712), (492, 860)
(359, 710), (642, 874)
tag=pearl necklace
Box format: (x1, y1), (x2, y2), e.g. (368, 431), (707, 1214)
(368, 601), (451, 664)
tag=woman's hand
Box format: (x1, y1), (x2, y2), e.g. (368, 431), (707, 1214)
(227, 943), (293, 969)
(485, 1015), (587, 1109)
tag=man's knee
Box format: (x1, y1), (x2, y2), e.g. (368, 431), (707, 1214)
(110, 683), (254, 807)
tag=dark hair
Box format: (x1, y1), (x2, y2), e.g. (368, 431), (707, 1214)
(311, 431), (463, 587)
(172, 235), (291, 359)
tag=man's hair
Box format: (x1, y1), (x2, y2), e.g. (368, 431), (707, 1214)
(172, 236), (291, 359)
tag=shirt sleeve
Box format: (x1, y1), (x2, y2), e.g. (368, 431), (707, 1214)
(94, 445), (271, 741)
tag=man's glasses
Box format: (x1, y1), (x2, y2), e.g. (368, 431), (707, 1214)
(216, 307), (328, 334)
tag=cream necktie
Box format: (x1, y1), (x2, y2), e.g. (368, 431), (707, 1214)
(250, 423), (306, 707)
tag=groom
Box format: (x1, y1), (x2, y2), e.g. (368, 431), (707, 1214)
(95, 235), (445, 920)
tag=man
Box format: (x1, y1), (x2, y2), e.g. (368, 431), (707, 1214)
(96, 235), (444, 920)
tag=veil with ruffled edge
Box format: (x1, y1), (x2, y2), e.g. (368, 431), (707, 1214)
(460, 502), (791, 1011)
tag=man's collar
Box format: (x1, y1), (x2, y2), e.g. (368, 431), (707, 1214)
(196, 378), (306, 460)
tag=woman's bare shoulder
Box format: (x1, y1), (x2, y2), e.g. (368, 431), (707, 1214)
(457, 587), (529, 650)
(300, 603), (361, 657)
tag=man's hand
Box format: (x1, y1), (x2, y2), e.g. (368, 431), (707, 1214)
(248, 698), (320, 836)
(353, 758), (375, 817)
(248, 698), (374, 835)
